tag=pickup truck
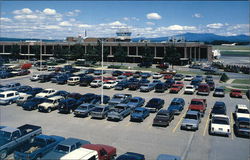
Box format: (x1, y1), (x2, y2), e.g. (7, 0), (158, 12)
(188, 99), (207, 117)
(0, 124), (42, 159)
(107, 104), (131, 121)
(60, 148), (98, 160)
(14, 134), (65, 160)
(108, 94), (132, 106)
(82, 144), (117, 160)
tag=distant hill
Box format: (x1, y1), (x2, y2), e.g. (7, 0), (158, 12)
(0, 37), (63, 42)
(132, 33), (250, 43)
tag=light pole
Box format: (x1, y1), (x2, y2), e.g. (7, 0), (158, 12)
(101, 39), (104, 105)
(40, 40), (42, 70)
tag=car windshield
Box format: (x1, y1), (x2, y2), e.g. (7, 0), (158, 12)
(212, 108), (225, 114)
(114, 95), (123, 99)
(79, 105), (88, 110)
(239, 121), (250, 129)
(157, 112), (168, 116)
(130, 99), (139, 103)
(46, 99), (54, 103)
(0, 130), (11, 140)
(186, 86), (193, 89)
(172, 86), (179, 88)
(55, 144), (70, 153)
(42, 90), (49, 93)
(185, 114), (197, 120)
(233, 90), (241, 93)
(171, 102), (180, 105)
(134, 110), (142, 114)
(238, 109), (249, 114)
(212, 118), (229, 125)
(149, 99), (159, 104)
(0, 94), (4, 98)
(215, 89), (224, 92)
(93, 107), (103, 112)
(191, 101), (203, 105)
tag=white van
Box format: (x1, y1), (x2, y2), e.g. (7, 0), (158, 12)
(67, 76), (80, 85)
(0, 91), (20, 105)
(60, 148), (98, 160)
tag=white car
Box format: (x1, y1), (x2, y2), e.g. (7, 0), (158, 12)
(67, 76), (80, 85)
(47, 66), (55, 71)
(103, 81), (118, 89)
(30, 74), (40, 81)
(184, 85), (195, 94)
(184, 75), (194, 81)
(36, 89), (57, 98)
(152, 73), (163, 79)
(90, 80), (102, 88)
(38, 96), (64, 112)
(210, 115), (231, 136)
(116, 75), (127, 82)
(235, 104), (250, 119)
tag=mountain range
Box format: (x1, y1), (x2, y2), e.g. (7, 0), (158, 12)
(0, 33), (249, 43)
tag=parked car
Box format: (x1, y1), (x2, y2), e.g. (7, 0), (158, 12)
(39, 74), (51, 83)
(165, 79), (175, 88)
(184, 85), (195, 94)
(156, 62), (169, 69)
(163, 74), (173, 80)
(210, 101), (227, 118)
(140, 72), (151, 79)
(209, 115), (231, 137)
(107, 103), (131, 121)
(207, 81), (215, 91)
(116, 152), (145, 160)
(234, 117), (250, 137)
(155, 82), (168, 92)
(181, 110), (201, 131)
(188, 99), (207, 117)
(174, 74), (184, 80)
(112, 70), (123, 76)
(139, 78), (150, 86)
(213, 87), (225, 97)
(234, 104), (250, 119)
(0, 82), (21, 92)
(197, 83), (210, 95)
(30, 74), (40, 81)
(79, 76), (94, 86)
(91, 95), (110, 104)
(167, 98), (185, 115)
(90, 80), (102, 88)
(103, 80), (118, 89)
(16, 69), (30, 76)
(184, 75), (194, 81)
(153, 109), (175, 127)
(53, 90), (70, 98)
(38, 96), (64, 113)
(144, 98), (164, 112)
(128, 82), (140, 90)
(84, 69), (95, 74)
(152, 73), (163, 79)
(123, 71), (133, 77)
(130, 107), (150, 122)
(16, 85), (32, 93)
(47, 66), (56, 71)
(22, 97), (47, 111)
(36, 89), (57, 98)
(230, 89), (243, 98)
(195, 75), (203, 82)
(190, 79), (201, 89)
(74, 103), (96, 117)
(14, 134), (65, 160)
(108, 94), (132, 106)
(156, 154), (181, 160)
(205, 75), (213, 82)
(169, 84), (182, 93)
(0, 90), (20, 105)
(16, 93), (33, 106)
(56, 75), (69, 85)
(140, 83), (155, 92)
(90, 105), (111, 119)
(127, 97), (145, 109)
(133, 71), (142, 78)
(0, 71), (14, 79)
(82, 144), (117, 160)
(60, 147), (98, 160)
(67, 76), (80, 85)
(116, 75), (127, 82)
(175, 81), (184, 89)
(41, 138), (91, 159)
(58, 98), (78, 113)
(94, 70), (105, 75)
(114, 81), (129, 90)
(0, 124), (42, 159)
(26, 87), (43, 97)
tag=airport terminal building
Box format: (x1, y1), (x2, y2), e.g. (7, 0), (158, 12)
(0, 31), (213, 63)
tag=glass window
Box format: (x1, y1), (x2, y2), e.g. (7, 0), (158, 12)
(7, 93), (14, 97)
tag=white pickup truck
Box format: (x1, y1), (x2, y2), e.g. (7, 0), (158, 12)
(60, 148), (98, 160)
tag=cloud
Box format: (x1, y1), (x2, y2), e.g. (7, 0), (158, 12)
(14, 15), (38, 20)
(146, 22), (155, 26)
(66, 9), (81, 16)
(77, 24), (92, 28)
(59, 21), (72, 26)
(0, 17), (12, 22)
(192, 13), (203, 18)
(43, 8), (56, 15)
(13, 8), (33, 14)
(146, 13), (162, 20)
(206, 23), (224, 29)
(44, 25), (61, 30)
(123, 17), (129, 21)
(164, 25), (197, 31)
(109, 21), (124, 26)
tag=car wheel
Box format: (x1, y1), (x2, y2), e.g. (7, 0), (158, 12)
(0, 150), (7, 160)
(8, 101), (12, 105)
(47, 108), (52, 113)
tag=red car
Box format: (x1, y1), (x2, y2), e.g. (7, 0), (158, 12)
(230, 89), (243, 98)
(170, 84), (182, 93)
(164, 74), (173, 80)
(123, 71), (133, 77)
(175, 81), (184, 89)
(103, 76), (116, 82)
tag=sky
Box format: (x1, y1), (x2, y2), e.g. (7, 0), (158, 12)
(0, 1), (249, 39)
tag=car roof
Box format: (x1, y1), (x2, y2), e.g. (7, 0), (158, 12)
(0, 90), (17, 94)
(135, 107), (146, 111)
(1, 126), (18, 132)
(236, 104), (248, 110)
(48, 96), (63, 100)
(172, 98), (183, 102)
(212, 115), (229, 119)
(214, 101), (226, 106)
(186, 110), (199, 115)
(157, 154), (181, 160)
(186, 85), (194, 87)
(59, 138), (90, 145)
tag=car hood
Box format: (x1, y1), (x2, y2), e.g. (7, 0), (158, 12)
(236, 113), (250, 119)
(127, 102), (137, 107)
(39, 102), (51, 107)
(22, 102), (36, 107)
(131, 113), (143, 117)
(42, 151), (66, 160)
(168, 105), (181, 111)
(140, 86), (150, 89)
(182, 119), (198, 125)
(75, 108), (88, 112)
(36, 93), (46, 97)
(0, 138), (9, 146)
(109, 99), (122, 104)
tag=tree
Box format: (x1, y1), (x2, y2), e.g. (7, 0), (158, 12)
(164, 46), (181, 68)
(141, 44), (153, 62)
(71, 44), (84, 60)
(11, 44), (20, 59)
(220, 73), (229, 82)
(113, 43), (127, 65)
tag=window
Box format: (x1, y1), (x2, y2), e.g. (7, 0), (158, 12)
(12, 131), (20, 139)
(88, 156), (97, 160)
(100, 149), (107, 156)
(70, 144), (76, 151)
(76, 142), (81, 148)
(7, 93), (14, 97)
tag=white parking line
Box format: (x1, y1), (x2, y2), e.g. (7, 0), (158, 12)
(172, 109), (187, 133)
(230, 113), (234, 140)
(203, 109), (211, 136)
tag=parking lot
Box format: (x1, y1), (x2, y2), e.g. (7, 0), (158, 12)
(0, 69), (249, 160)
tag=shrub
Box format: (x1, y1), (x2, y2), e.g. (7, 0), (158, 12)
(220, 73), (229, 82)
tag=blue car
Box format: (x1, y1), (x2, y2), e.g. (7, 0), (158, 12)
(116, 152), (145, 160)
(91, 95), (110, 104)
(165, 79), (175, 88)
(190, 78), (201, 89)
(127, 97), (145, 109)
(139, 78), (150, 86)
(145, 98), (165, 112)
(130, 107), (150, 122)
(157, 154), (181, 160)
(0, 71), (13, 79)
(167, 98), (185, 115)
(22, 97), (47, 110)
(26, 87), (43, 97)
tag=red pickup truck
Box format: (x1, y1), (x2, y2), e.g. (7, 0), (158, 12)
(230, 89), (243, 98)
(82, 144), (116, 160)
(188, 99), (207, 117)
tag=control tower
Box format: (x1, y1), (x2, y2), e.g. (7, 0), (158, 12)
(115, 28), (132, 42)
